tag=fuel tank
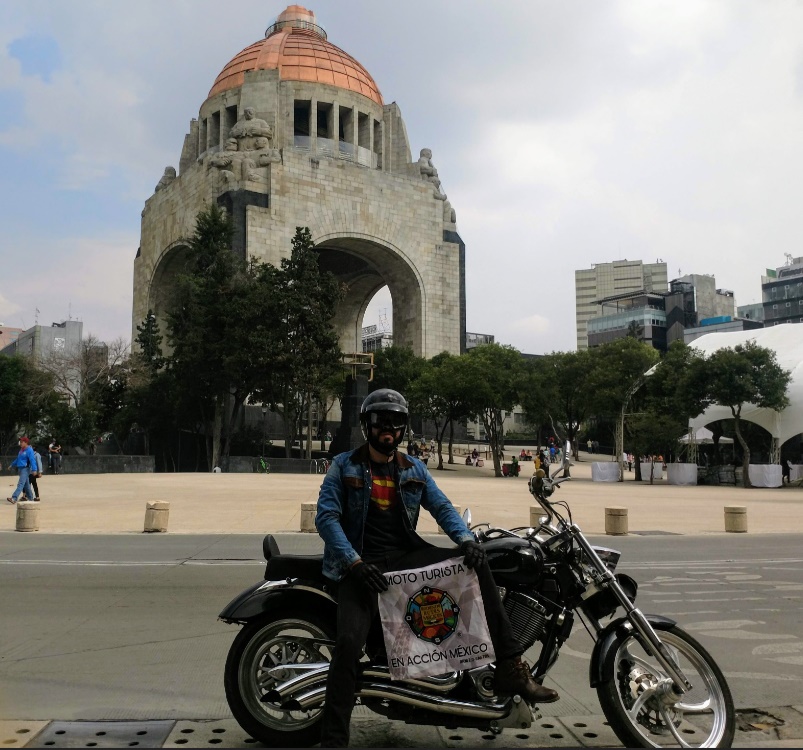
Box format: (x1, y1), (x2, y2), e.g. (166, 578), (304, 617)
(484, 536), (544, 586)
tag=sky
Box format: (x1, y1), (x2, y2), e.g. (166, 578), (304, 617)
(2, 0), (803, 354)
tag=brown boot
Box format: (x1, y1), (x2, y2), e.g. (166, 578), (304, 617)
(494, 657), (560, 704)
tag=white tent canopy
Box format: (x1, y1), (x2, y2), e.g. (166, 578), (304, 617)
(679, 427), (733, 445)
(688, 326), (803, 446)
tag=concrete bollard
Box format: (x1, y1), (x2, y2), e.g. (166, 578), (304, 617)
(724, 505), (747, 533)
(300, 502), (317, 533)
(439, 505), (462, 534)
(144, 501), (170, 533)
(16, 501), (40, 532)
(605, 506), (628, 536)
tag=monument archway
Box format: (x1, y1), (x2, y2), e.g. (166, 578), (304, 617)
(314, 235), (425, 356)
(147, 242), (192, 340)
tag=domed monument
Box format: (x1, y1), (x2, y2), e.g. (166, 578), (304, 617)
(132, 5), (465, 357)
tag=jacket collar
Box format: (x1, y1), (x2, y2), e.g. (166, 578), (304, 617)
(351, 443), (413, 469)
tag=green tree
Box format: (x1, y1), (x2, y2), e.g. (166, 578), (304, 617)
(588, 338), (660, 479)
(462, 344), (523, 477)
(135, 310), (164, 376)
(408, 353), (474, 470)
(700, 341), (791, 487)
(0, 355), (56, 454)
(167, 203), (246, 469)
(373, 346), (425, 395)
(538, 349), (597, 463)
(254, 227), (345, 458)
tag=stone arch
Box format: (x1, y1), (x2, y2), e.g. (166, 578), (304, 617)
(147, 241), (193, 345)
(313, 232), (426, 356)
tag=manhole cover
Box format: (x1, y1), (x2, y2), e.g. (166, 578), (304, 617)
(32, 721), (175, 748)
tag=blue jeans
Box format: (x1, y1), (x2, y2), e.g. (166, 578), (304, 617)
(12, 467), (35, 501)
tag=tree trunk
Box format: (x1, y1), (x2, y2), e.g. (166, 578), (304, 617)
(306, 393), (313, 460)
(436, 419), (450, 471)
(635, 459), (643, 482)
(211, 396), (223, 470)
(616, 412), (624, 482)
(649, 456), (655, 485)
(484, 409), (503, 477)
(732, 409), (752, 488)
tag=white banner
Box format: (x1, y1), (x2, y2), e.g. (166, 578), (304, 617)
(378, 558), (495, 680)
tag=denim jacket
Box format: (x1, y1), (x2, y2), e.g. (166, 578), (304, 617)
(315, 444), (474, 581)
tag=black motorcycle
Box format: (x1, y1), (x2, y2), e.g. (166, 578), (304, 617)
(220, 448), (735, 748)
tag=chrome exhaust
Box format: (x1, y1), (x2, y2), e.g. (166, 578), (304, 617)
(264, 664), (460, 704)
(284, 681), (511, 719)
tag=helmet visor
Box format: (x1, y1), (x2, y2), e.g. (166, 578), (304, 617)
(367, 411), (408, 431)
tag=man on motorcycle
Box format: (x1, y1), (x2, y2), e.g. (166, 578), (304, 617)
(315, 388), (559, 747)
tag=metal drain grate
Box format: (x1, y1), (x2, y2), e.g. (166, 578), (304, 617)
(30, 721), (175, 748)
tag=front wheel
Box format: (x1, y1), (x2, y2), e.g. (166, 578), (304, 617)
(224, 609), (335, 747)
(597, 625), (735, 748)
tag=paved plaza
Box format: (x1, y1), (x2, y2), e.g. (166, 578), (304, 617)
(3, 454), (801, 536)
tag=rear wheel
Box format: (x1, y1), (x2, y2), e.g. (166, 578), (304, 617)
(224, 610), (335, 747)
(597, 625), (735, 748)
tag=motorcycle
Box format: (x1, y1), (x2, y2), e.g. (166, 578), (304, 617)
(220, 444), (735, 748)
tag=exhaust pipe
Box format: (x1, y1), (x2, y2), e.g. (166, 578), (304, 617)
(284, 681), (511, 719)
(264, 665), (460, 704)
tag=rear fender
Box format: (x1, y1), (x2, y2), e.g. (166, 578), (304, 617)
(218, 579), (336, 624)
(589, 614), (677, 688)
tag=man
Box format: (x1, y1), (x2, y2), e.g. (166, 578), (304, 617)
(7, 437), (37, 504)
(48, 438), (62, 474)
(315, 389), (558, 748)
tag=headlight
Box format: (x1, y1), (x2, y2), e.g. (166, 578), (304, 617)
(592, 546), (621, 572)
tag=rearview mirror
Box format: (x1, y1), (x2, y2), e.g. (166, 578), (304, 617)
(462, 507), (472, 529)
(563, 440), (572, 469)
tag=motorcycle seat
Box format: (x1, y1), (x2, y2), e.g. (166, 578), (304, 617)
(262, 534), (326, 583)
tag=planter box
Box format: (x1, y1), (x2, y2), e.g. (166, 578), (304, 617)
(748, 464), (782, 488)
(592, 462), (619, 482)
(640, 463), (663, 481)
(667, 463), (698, 486)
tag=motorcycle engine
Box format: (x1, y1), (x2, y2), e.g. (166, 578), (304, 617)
(503, 591), (549, 649)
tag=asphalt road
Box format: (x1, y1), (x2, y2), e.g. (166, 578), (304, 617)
(0, 532), (801, 722)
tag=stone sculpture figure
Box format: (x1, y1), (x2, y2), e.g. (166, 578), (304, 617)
(230, 107), (273, 151)
(155, 166), (176, 192)
(208, 138), (241, 182)
(443, 199), (456, 224)
(418, 147), (446, 200)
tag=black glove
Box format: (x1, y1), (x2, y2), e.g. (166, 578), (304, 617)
(350, 561), (389, 593)
(460, 540), (486, 570)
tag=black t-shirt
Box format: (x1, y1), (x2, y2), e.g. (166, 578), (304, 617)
(361, 460), (416, 561)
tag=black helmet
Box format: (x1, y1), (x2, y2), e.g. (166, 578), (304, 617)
(360, 389), (409, 455)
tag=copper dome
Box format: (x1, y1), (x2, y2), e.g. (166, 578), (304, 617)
(209, 5), (383, 105)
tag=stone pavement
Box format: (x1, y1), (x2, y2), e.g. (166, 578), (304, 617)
(2, 455), (801, 536)
(2, 457), (802, 747)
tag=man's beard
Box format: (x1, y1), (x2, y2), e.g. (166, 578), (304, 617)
(368, 429), (403, 456)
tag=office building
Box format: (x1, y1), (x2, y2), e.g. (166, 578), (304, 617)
(575, 260), (667, 350)
(762, 257), (803, 326)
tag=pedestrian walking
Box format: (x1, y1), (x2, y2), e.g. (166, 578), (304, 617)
(29, 446), (43, 501)
(586, 438), (592, 454)
(7, 437), (37, 504)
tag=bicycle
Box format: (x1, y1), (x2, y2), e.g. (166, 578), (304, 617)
(257, 456), (271, 474)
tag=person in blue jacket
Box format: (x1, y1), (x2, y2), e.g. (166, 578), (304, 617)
(7, 436), (37, 503)
(315, 389), (558, 747)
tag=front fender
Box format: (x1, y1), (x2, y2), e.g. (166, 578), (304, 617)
(218, 579), (336, 624)
(589, 614), (677, 688)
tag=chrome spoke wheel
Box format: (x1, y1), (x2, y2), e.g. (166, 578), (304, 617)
(597, 625), (734, 748)
(238, 618), (333, 733)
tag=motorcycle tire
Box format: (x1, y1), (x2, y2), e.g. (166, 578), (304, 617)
(224, 608), (336, 747)
(596, 624), (735, 748)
